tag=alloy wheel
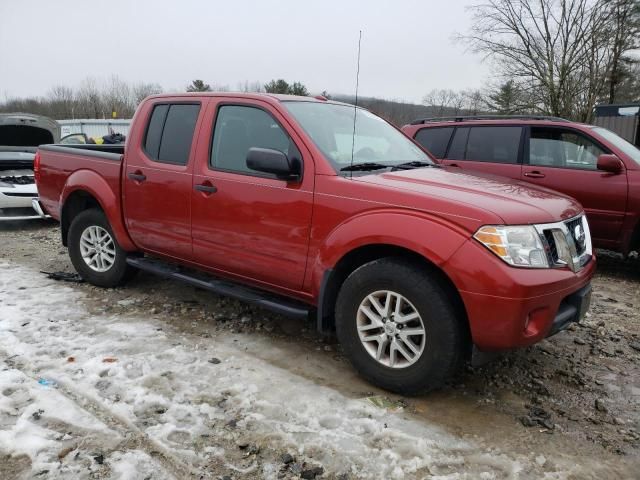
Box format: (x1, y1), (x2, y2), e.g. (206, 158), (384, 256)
(79, 225), (116, 273)
(356, 290), (426, 368)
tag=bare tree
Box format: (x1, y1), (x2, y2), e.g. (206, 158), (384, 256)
(76, 77), (103, 118)
(48, 85), (76, 119)
(461, 89), (487, 115)
(422, 89), (459, 116)
(102, 76), (135, 118)
(461, 0), (639, 121)
(133, 82), (163, 104)
(237, 81), (263, 93)
(606, 0), (640, 102)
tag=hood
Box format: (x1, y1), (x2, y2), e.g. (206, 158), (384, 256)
(357, 167), (582, 225)
(0, 113), (60, 147)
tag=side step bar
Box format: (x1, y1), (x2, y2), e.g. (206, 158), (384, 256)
(126, 256), (311, 320)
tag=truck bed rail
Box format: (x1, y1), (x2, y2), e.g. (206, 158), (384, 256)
(39, 144), (123, 162)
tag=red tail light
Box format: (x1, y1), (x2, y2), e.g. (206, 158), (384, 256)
(33, 151), (41, 184)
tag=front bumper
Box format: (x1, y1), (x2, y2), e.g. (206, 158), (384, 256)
(444, 239), (596, 351)
(546, 283), (592, 337)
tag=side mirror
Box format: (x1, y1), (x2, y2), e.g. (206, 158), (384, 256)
(246, 147), (300, 180)
(597, 154), (623, 174)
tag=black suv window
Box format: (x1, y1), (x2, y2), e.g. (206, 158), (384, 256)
(529, 127), (605, 170)
(414, 127), (453, 158)
(466, 126), (522, 163)
(211, 105), (299, 176)
(144, 103), (200, 165)
(447, 126), (522, 164)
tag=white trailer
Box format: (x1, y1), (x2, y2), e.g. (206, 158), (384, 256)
(58, 119), (131, 139)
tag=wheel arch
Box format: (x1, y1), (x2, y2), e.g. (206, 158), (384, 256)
(60, 170), (136, 251)
(628, 219), (640, 255)
(61, 190), (102, 246)
(316, 243), (471, 355)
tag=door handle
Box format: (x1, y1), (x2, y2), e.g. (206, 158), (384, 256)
(448, 163), (460, 167)
(195, 183), (217, 194)
(128, 171), (146, 182)
(524, 171), (546, 178)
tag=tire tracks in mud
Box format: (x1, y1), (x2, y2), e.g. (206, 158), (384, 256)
(1, 352), (194, 479)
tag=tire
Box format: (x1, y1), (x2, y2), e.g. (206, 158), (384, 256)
(335, 258), (465, 394)
(68, 208), (137, 287)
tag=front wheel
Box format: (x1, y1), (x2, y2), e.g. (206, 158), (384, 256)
(335, 258), (466, 394)
(68, 209), (137, 287)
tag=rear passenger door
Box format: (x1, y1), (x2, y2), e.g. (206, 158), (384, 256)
(124, 101), (203, 260)
(439, 126), (524, 180)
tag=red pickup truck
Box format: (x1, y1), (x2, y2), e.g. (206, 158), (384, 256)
(35, 93), (594, 393)
(402, 116), (640, 255)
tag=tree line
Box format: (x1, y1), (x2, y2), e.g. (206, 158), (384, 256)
(0, 77), (311, 121)
(0, 76), (163, 120)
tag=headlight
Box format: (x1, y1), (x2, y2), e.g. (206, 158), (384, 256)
(0, 181), (14, 188)
(474, 225), (549, 268)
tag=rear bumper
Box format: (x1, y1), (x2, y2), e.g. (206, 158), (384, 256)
(444, 239), (596, 351)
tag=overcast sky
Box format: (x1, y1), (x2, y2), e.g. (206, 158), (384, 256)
(0, 0), (490, 103)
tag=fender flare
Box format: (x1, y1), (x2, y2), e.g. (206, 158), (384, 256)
(311, 210), (470, 331)
(60, 170), (137, 251)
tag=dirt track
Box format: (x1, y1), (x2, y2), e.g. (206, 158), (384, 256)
(1, 219), (639, 479)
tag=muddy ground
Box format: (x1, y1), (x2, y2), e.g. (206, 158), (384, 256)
(1, 219), (639, 479)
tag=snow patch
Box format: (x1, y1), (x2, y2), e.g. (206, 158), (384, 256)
(0, 262), (602, 478)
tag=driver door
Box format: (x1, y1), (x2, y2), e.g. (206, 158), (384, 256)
(191, 100), (314, 291)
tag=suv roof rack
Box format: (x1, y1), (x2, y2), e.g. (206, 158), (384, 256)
(410, 115), (570, 125)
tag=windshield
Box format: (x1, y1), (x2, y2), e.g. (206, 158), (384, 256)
(592, 126), (640, 165)
(284, 102), (431, 171)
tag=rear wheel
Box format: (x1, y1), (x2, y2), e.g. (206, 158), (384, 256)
(68, 209), (137, 287)
(335, 258), (465, 394)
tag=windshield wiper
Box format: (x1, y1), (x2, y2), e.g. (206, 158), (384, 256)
(391, 161), (440, 171)
(340, 162), (390, 172)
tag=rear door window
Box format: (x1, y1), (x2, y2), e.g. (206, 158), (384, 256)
(144, 103), (200, 165)
(144, 104), (169, 159)
(413, 127), (454, 158)
(465, 126), (522, 164)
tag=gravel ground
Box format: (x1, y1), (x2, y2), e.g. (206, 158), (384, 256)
(1, 219), (639, 479)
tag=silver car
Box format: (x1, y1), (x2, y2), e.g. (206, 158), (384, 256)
(0, 113), (59, 220)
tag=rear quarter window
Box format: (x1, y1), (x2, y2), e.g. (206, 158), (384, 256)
(144, 104), (169, 159)
(413, 127), (454, 158)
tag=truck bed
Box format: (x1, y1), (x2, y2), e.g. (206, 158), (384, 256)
(37, 144), (125, 221)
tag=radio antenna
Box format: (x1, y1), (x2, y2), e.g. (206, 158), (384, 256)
(349, 30), (362, 178)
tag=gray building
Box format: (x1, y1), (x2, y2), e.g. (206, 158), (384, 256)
(593, 104), (640, 147)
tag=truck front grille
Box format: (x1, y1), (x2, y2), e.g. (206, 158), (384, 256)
(0, 175), (34, 185)
(536, 215), (592, 272)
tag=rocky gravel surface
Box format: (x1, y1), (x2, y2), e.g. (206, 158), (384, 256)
(1, 220), (639, 478)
